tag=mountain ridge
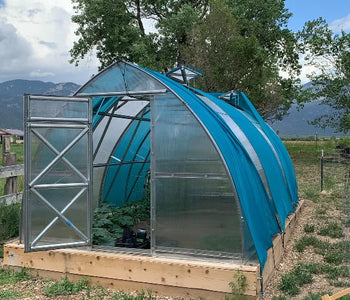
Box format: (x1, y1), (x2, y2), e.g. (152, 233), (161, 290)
(0, 79), (80, 129)
(0, 79), (345, 136)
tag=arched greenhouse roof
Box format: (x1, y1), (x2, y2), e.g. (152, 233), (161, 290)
(75, 60), (299, 270)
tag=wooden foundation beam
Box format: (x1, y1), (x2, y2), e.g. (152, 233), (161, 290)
(3, 242), (260, 299)
(3, 200), (305, 299)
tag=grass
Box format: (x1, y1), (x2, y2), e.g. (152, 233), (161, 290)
(278, 262), (350, 296)
(0, 290), (22, 300)
(44, 276), (88, 297)
(318, 222), (343, 238)
(275, 138), (350, 298)
(304, 224), (315, 233)
(0, 268), (30, 285)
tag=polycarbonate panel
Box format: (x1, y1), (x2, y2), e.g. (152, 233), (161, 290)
(24, 95), (92, 252)
(152, 94), (242, 257)
(93, 100), (149, 164)
(28, 188), (88, 248)
(153, 94), (226, 176)
(30, 128), (89, 184)
(154, 177), (241, 254)
(29, 99), (89, 119)
(77, 62), (164, 95)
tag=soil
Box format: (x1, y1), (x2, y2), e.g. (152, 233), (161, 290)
(263, 199), (349, 300)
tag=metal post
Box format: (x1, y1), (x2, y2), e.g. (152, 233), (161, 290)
(320, 149), (324, 191)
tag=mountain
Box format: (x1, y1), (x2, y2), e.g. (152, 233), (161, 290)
(0, 79), (80, 130)
(268, 99), (346, 137)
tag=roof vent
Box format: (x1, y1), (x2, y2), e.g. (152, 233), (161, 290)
(166, 65), (203, 85)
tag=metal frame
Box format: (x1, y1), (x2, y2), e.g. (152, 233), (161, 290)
(24, 95), (92, 252)
(101, 104), (150, 202)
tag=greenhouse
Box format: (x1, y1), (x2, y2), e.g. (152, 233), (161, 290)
(22, 60), (299, 273)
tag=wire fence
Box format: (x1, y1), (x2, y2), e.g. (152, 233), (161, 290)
(285, 140), (350, 202)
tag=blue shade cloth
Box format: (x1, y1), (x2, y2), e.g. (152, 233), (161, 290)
(77, 61), (298, 271)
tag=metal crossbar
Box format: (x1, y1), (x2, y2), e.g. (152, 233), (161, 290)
(29, 127), (89, 187)
(31, 188), (88, 247)
(30, 188), (88, 244)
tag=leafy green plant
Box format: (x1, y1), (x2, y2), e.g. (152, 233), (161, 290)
(226, 271), (248, 300)
(44, 276), (88, 297)
(318, 222), (343, 238)
(92, 195), (150, 246)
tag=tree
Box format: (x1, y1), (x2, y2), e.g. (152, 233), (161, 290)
(70, 0), (208, 70)
(298, 18), (350, 133)
(70, 0), (305, 120)
(182, 0), (304, 120)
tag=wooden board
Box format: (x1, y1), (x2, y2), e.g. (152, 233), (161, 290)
(262, 200), (305, 289)
(3, 242), (260, 299)
(3, 200), (304, 299)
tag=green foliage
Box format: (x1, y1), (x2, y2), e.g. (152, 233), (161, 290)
(295, 235), (348, 265)
(278, 262), (350, 296)
(304, 224), (315, 233)
(0, 290), (22, 300)
(70, 0), (307, 121)
(0, 201), (21, 242)
(0, 268), (30, 286)
(182, 0), (305, 121)
(318, 222), (343, 238)
(0, 246), (3, 258)
(92, 196), (150, 246)
(44, 276), (88, 297)
(302, 292), (329, 300)
(298, 17), (350, 133)
(110, 290), (155, 300)
(272, 296), (289, 300)
(226, 271), (248, 300)
(279, 264), (314, 296)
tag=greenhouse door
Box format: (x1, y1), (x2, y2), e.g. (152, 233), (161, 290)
(23, 95), (92, 252)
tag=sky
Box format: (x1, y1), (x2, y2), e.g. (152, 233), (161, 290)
(0, 0), (349, 85)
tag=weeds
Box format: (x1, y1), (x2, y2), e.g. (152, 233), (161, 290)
(295, 235), (346, 265)
(304, 224), (315, 233)
(278, 262), (350, 296)
(0, 268), (30, 285)
(0, 290), (22, 300)
(226, 271), (248, 300)
(44, 276), (88, 297)
(318, 222), (343, 238)
(0, 201), (21, 242)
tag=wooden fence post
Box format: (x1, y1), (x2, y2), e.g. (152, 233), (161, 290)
(2, 135), (17, 195)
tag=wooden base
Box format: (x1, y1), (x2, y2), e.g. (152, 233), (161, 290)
(262, 200), (304, 285)
(3, 200), (304, 299)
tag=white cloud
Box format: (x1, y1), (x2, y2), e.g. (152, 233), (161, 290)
(0, 0), (98, 84)
(330, 14), (350, 32)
